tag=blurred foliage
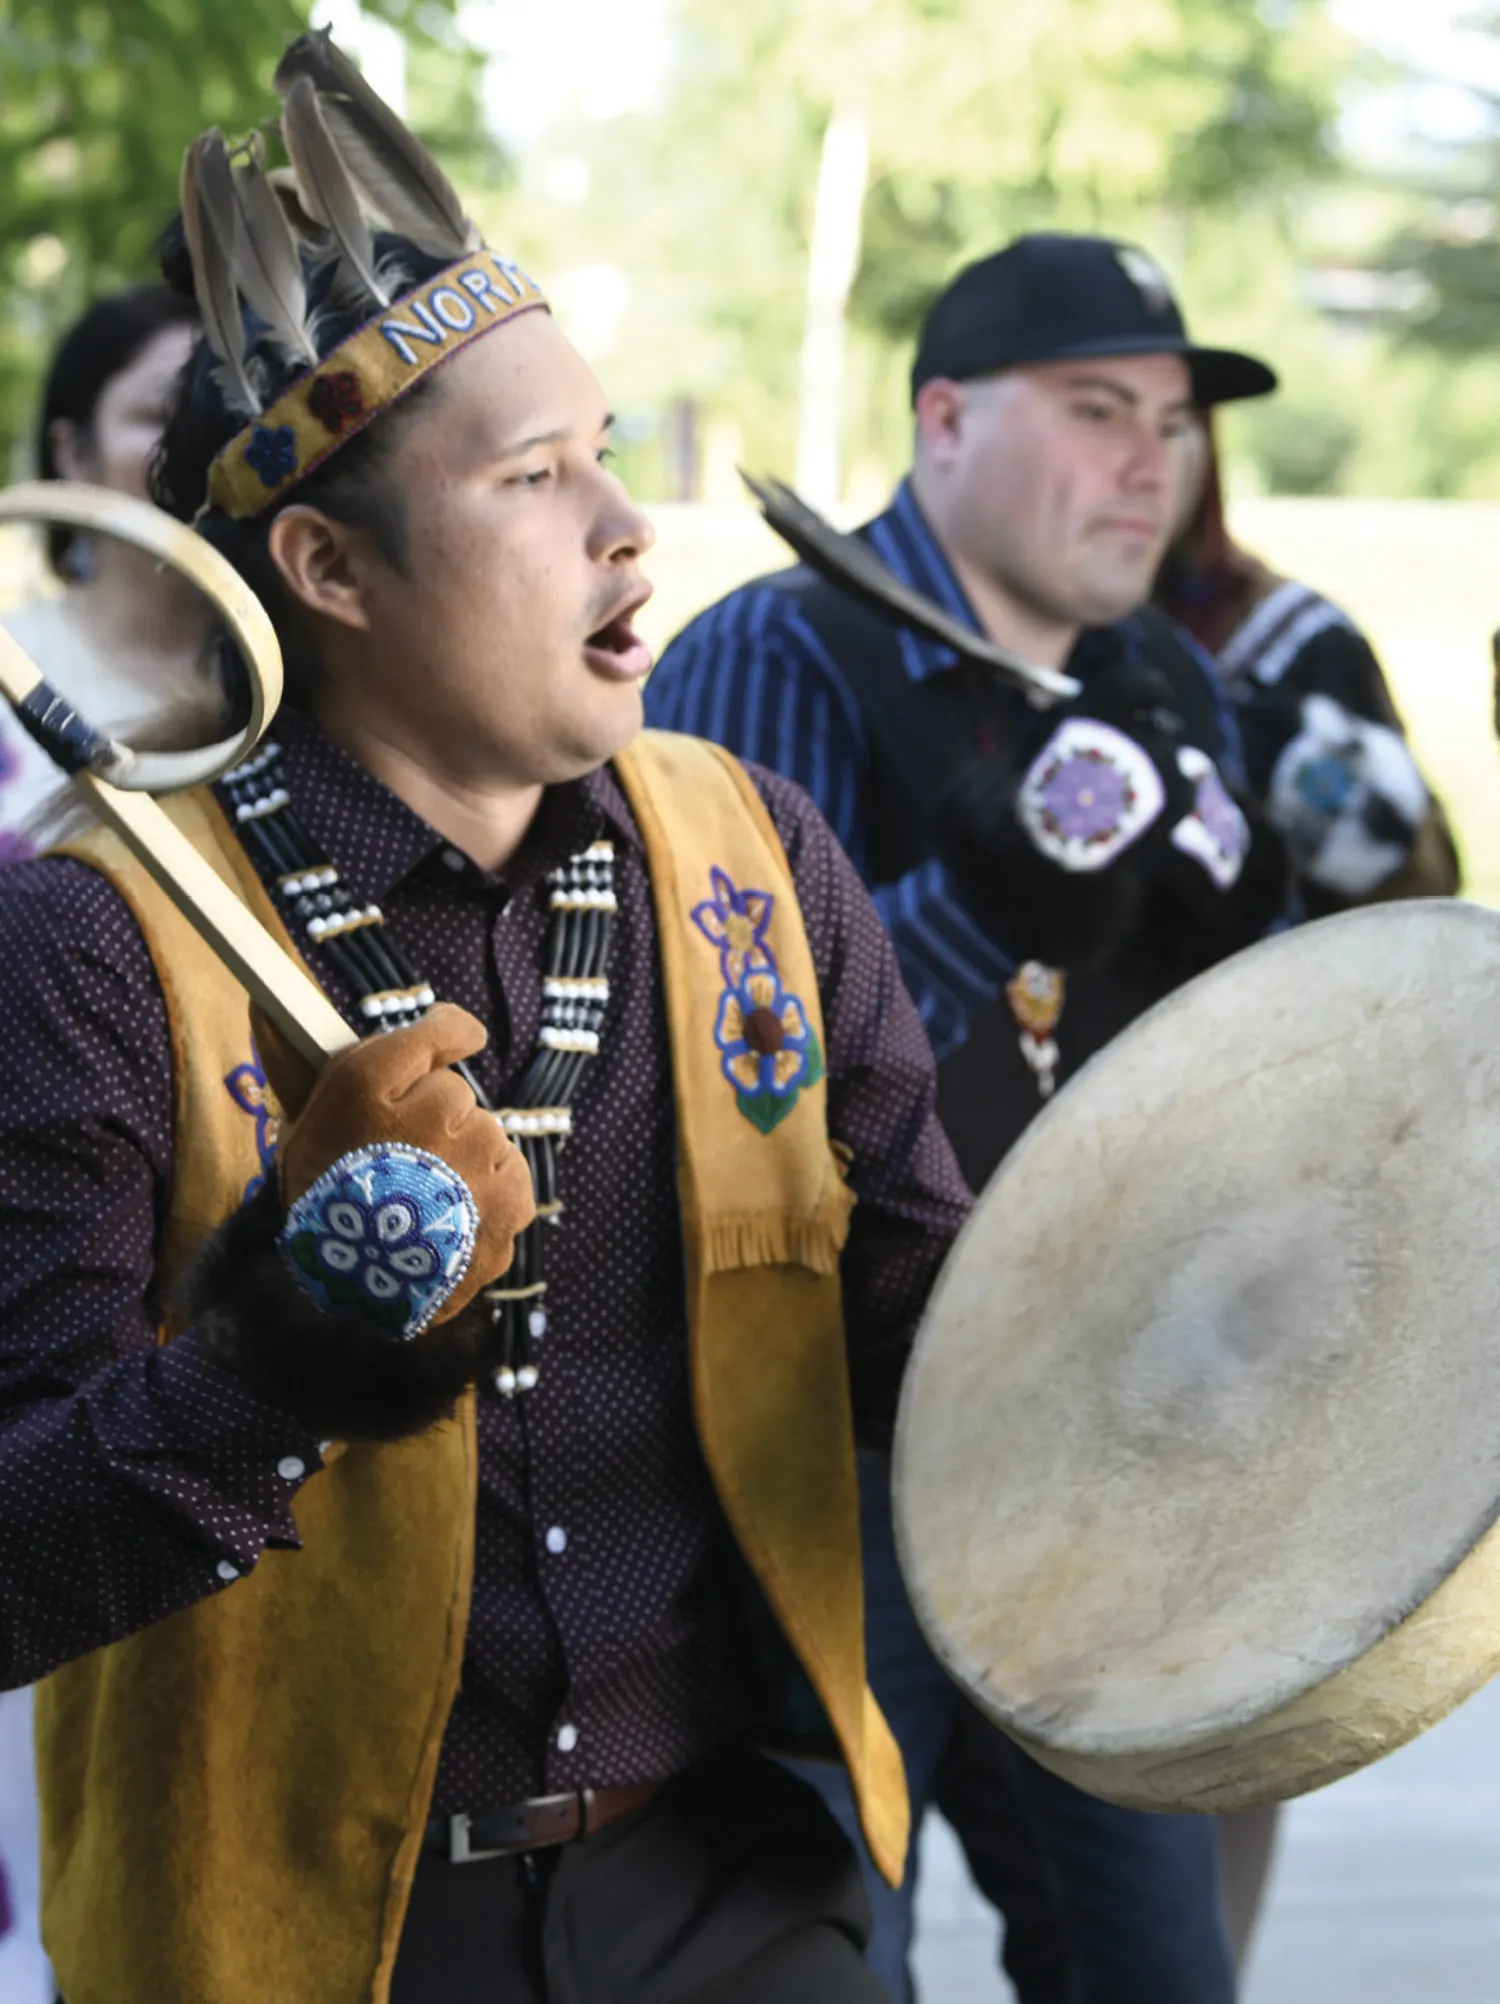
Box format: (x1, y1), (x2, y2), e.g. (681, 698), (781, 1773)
(527, 0), (1349, 494)
(8, 0), (1500, 499)
(0, 0), (498, 470)
(524, 0), (1500, 501)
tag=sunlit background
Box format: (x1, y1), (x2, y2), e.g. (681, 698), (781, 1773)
(11, 0), (1500, 502)
(8, 0), (1500, 912)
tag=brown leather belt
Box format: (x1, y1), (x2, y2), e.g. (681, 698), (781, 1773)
(423, 1782), (667, 1863)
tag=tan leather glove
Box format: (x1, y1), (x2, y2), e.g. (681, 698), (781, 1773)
(252, 1002), (536, 1328)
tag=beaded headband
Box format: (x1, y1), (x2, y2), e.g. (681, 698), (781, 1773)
(206, 249), (548, 519)
(182, 29), (549, 523)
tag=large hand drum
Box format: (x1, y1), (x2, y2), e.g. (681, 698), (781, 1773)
(895, 900), (1500, 1812)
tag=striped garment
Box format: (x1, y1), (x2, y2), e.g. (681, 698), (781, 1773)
(1218, 578), (1354, 690)
(647, 479), (1242, 1060)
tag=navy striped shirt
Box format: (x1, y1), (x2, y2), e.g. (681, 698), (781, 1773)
(647, 479), (1243, 1060)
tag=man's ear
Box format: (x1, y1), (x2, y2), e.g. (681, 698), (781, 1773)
(913, 378), (967, 465)
(267, 506), (375, 635)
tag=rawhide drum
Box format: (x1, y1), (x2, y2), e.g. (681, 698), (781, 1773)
(894, 899), (1500, 1813)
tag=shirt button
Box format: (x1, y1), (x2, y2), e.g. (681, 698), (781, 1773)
(442, 848), (467, 872)
(545, 1526), (568, 1555)
(277, 1456), (306, 1482)
(216, 1560), (240, 1582)
(556, 1724), (579, 1754)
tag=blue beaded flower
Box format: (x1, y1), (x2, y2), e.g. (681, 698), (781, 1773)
(691, 866), (776, 986)
(280, 1143), (479, 1340)
(695, 865), (823, 1135)
(1294, 753), (1356, 817)
(244, 424), (298, 490)
(712, 967), (824, 1134)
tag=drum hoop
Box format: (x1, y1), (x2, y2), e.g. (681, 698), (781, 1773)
(0, 481), (282, 792)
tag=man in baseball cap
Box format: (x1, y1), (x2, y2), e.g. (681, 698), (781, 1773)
(649, 233), (1286, 2003)
(911, 230), (1276, 405)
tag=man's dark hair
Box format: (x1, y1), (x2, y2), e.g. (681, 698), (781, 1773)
(150, 222), (450, 712)
(36, 284), (199, 577)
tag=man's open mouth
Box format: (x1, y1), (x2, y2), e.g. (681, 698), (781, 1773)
(583, 600), (654, 681)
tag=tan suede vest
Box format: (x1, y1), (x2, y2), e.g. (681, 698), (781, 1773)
(35, 731), (908, 2004)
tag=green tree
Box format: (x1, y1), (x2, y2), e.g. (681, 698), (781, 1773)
(0, 0), (494, 468)
(533, 0), (1345, 496)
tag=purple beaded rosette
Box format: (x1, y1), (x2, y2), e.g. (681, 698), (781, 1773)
(279, 1142), (480, 1340)
(1170, 747), (1249, 889)
(1016, 718), (1166, 872)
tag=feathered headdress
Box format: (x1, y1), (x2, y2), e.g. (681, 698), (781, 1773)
(182, 31), (547, 521)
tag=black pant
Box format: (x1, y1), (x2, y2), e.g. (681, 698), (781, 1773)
(391, 1745), (886, 2003)
(934, 1706), (1234, 2004)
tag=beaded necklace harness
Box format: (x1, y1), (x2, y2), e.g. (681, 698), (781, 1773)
(222, 741), (615, 1394)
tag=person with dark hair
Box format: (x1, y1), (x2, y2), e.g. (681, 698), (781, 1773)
(0, 279), (205, 2004)
(0, 39), (971, 2004)
(1155, 417), (1459, 916)
(647, 233), (1292, 2004)
(0, 284), (213, 856)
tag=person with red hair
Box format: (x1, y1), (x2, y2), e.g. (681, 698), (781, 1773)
(1155, 420), (1459, 917)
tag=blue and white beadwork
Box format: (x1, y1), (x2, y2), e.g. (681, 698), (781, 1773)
(1268, 693), (1428, 897)
(279, 1143), (479, 1341)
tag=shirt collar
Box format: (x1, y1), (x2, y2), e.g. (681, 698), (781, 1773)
(862, 477), (1144, 689)
(232, 708), (637, 907)
(860, 479), (979, 683)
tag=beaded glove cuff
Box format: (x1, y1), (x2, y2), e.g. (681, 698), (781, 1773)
(279, 1143), (480, 1341)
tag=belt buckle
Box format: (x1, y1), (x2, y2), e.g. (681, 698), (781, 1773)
(447, 1811), (511, 1865)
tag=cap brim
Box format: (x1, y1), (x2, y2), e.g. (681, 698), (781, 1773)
(1005, 333), (1276, 405)
(1185, 345), (1278, 406)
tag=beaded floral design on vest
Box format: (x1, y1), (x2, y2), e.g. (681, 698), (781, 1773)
(692, 865), (824, 1134)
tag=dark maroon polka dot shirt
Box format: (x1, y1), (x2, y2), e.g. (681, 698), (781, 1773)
(0, 714), (968, 1806)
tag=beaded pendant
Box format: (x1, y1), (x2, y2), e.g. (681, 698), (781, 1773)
(1006, 961), (1065, 1102)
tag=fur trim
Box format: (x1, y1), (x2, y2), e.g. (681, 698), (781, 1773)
(180, 1180), (503, 1441)
(1132, 792), (1291, 982)
(938, 752), (1150, 973)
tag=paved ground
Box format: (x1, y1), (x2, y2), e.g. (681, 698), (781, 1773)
(909, 1676), (1500, 2002)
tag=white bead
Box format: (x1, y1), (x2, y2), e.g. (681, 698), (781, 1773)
(516, 1364), (539, 1391)
(276, 1456), (306, 1482)
(494, 1367), (518, 1396)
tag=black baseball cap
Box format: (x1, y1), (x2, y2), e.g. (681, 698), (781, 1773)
(910, 233), (1276, 408)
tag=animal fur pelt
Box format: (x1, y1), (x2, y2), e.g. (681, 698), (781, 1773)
(182, 1179), (506, 1442)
